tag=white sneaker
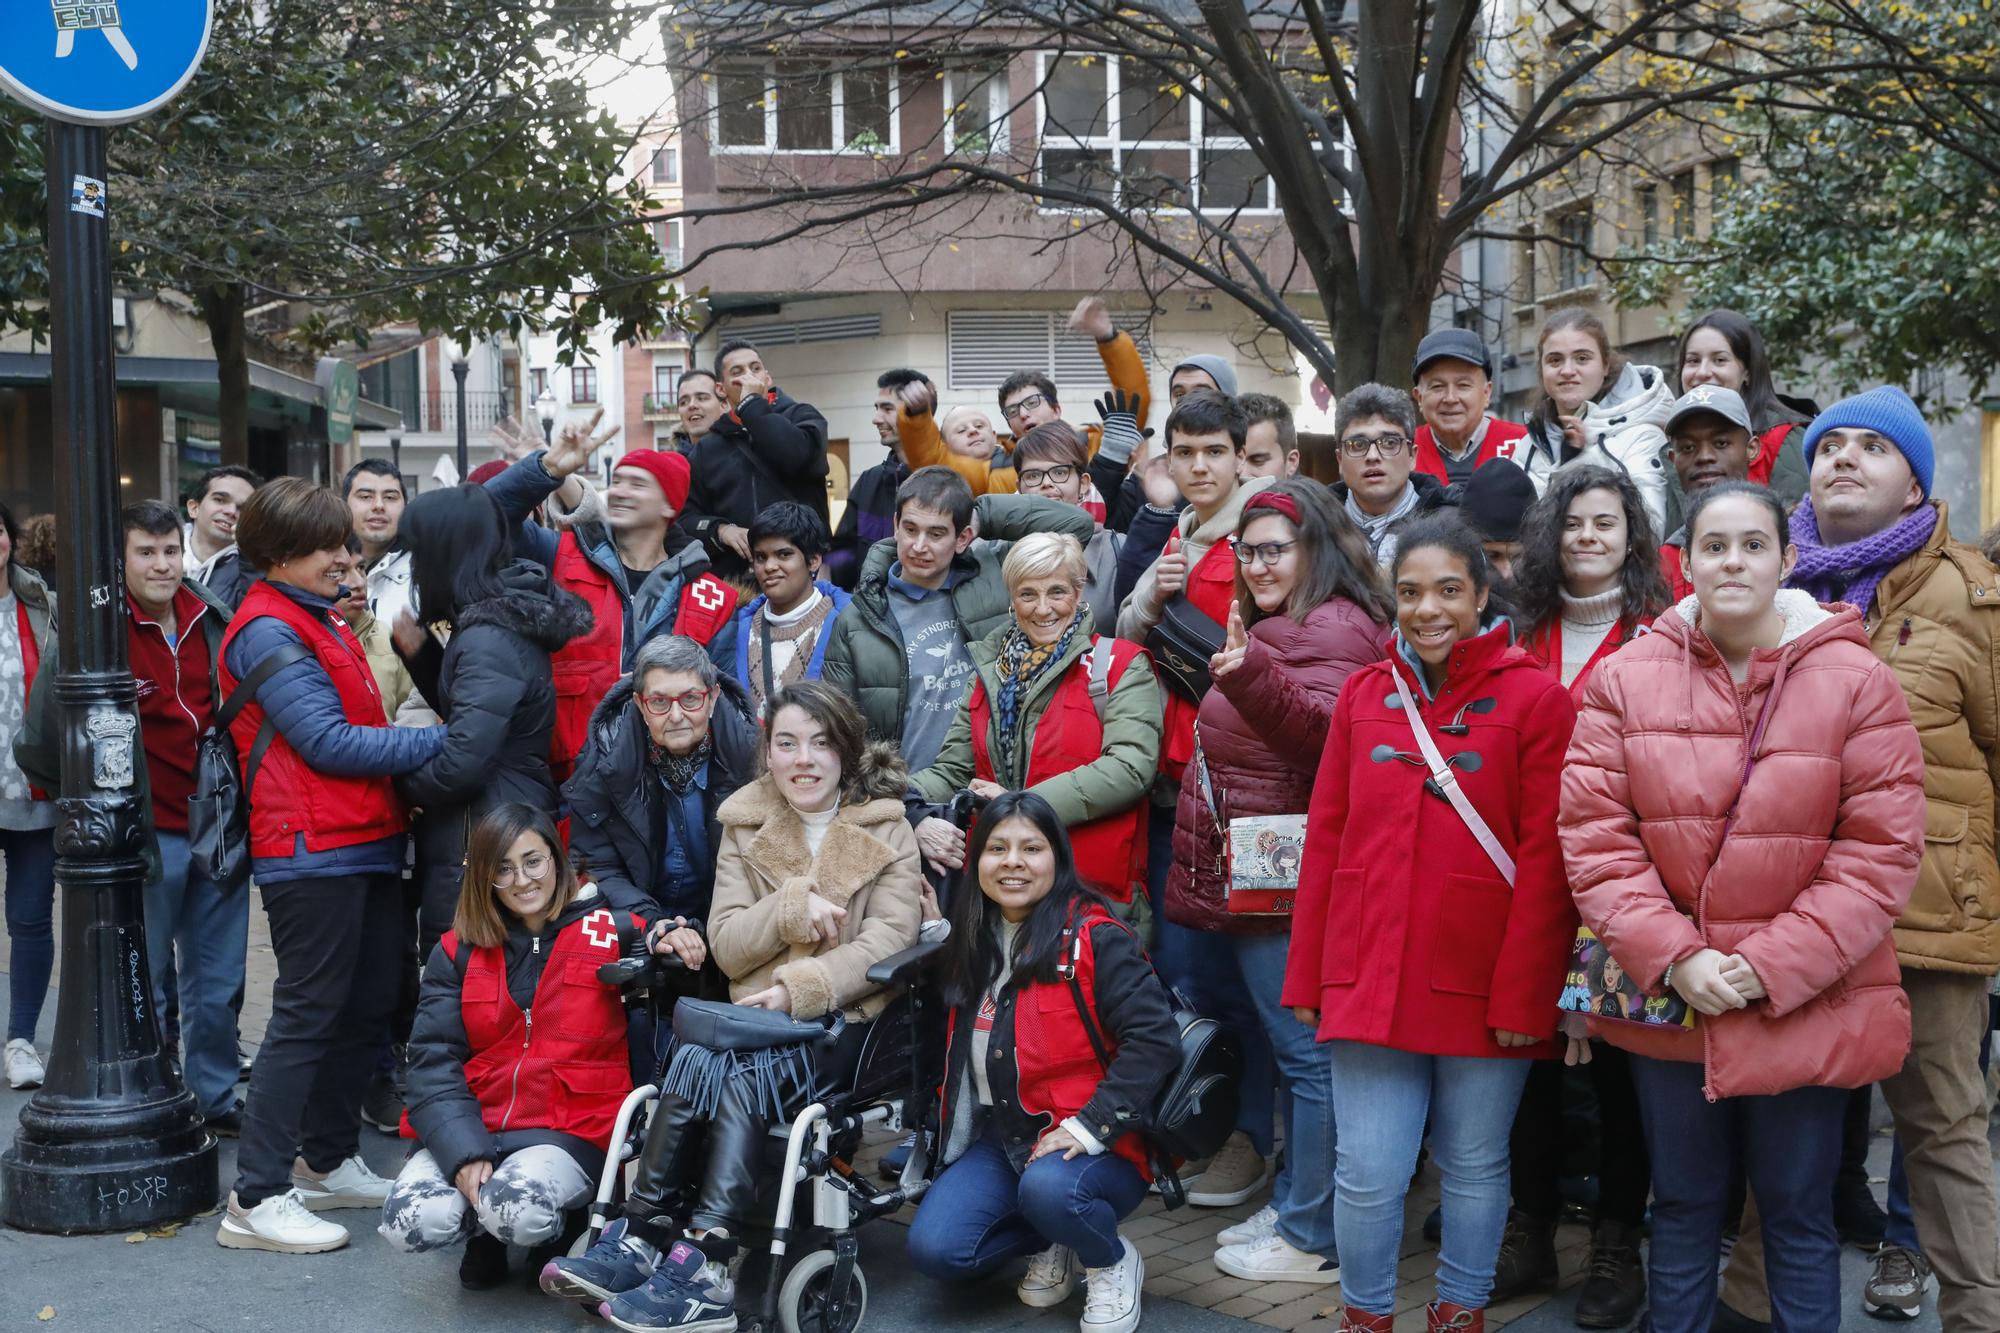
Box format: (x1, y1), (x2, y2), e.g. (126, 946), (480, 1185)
(1081, 1236), (1143, 1333)
(1218, 1203), (1279, 1248)
(291, 1154), (393, 1210)
(1183, 1131), (1270, 1208)
(1019, 1243), (1080, 1307)
(4, 1038), (45, 1090)
(216, 1189), (349, 1254)
(1215, 1232), (1340, 1284)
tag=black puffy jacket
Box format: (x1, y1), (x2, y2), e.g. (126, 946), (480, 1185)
(398, 561), (593, 884)
(561, 673), (760, 921)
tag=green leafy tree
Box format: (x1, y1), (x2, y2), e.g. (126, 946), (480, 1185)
(0, 0), (682, 458)
(1609, 0), (2000, 397)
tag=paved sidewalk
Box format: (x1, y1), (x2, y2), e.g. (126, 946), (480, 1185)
(0, 889), (1957, 1331)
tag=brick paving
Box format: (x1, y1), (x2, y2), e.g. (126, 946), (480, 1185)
(1, 886), (1578, 1330)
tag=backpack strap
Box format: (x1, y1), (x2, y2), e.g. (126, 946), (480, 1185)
(217, 640), (316, 800)
(439, 930), (473, 984)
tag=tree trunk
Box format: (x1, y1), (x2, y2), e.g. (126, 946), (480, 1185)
(196, 283), (251, 467)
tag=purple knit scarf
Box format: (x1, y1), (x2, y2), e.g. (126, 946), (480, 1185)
(1787, 497), (1937, 617)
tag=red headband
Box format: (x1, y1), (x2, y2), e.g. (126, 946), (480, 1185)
(1243, 490), (1301, 525)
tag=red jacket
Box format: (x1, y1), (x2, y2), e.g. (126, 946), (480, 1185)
(219, 580), (406, 857)
(1167, 597), (1386, 934)
(1159, 537), (1238, 783)
(1521, 615), (1653, 700)
(1560, 593), (1925, 1098)
(968, 636), (1148, 902)
(128, 586), (218, 832)
(430, 908), (634, 1148)
(1660, 544), (1694, 601)
(549, 530), (736, 782)
(1281, 623), (1579, 1057)
(1412, 419), (1529, 486)
(1749, 422), (1798, 488)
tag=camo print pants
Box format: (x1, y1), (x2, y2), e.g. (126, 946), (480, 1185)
(377, 1145), (593, 1253)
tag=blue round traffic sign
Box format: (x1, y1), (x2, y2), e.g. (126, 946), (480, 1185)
(0, 0), (213, 125)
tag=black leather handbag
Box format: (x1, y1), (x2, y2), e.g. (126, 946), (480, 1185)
(1144, 594), (1226, 703)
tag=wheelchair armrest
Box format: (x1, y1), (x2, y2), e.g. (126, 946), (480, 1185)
(865, 938), (948, 989)
(596, 952), (684, 994)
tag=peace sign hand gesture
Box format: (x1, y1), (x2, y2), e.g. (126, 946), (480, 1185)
(545, 406), (620, 480)
(1210, 601), (1249, 679)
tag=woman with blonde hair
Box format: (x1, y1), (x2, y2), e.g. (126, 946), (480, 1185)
(910, 531), (1162, 906)
(382, 803), (643, 1289)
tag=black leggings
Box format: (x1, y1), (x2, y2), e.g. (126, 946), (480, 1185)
(622, 1020), (870, 1249)
(1507, 1045), (1651, 1228)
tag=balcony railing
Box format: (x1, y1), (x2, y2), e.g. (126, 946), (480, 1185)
(642, 394), (681, 421)
(373, 388), (515, 435)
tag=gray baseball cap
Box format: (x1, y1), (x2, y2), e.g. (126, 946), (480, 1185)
(1665, 385), (1754, 436)
(1412, 328), (1493, 379)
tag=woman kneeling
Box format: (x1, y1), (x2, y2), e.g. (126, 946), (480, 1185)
(907, 792), (1180, 1333)
(380, 804), (642, 1288)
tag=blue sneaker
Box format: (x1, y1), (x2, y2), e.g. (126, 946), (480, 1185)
(541, 1217), (657, 1304)
(601, 1238), (738, 1333)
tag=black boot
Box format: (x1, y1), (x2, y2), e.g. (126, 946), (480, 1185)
(460, 1231), (509, 1290)
(1489, 1210), (1558, 1303)
(1709, 1302), (1773, 1333)
(1572, 1220), (1644, 1329)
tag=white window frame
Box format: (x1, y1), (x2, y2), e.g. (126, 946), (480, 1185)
(1033, 51), (1312, 216)
(709, 60), (901, 155)
(944, 63), (1011, 155)
(653, 217), (683, 268)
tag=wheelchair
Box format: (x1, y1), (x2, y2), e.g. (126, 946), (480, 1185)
(585, 936), (949, 1333)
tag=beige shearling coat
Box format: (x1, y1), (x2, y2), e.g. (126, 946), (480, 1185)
(707, 775), (923, 1021)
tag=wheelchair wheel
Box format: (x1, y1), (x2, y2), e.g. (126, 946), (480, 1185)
(777, 1249), (868, 1333)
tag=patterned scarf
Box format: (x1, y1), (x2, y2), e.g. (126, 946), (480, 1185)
(649, 733), (712, 795)
(1787, 497), (1938, 620)
(1344, 482), (1421, 563)
(994, 608), (1086, 779)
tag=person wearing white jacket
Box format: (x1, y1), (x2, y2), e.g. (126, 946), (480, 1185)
(1518, 309), (1675, 534)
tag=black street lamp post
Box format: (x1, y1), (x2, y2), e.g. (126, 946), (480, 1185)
(0, 120), (218, 1234)
(451, 352), (470, 480)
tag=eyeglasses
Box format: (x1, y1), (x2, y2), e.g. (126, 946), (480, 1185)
(1235, 539), (1297, 567)
(1002, 393), (1049, 421)
(493, 851), (552, 888)
(1339, 433), (1411, 458)
(641, 688), (712, 717)
(1016, 463), (1076, 489)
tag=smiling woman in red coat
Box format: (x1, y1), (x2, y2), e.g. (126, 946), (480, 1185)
(1281, 513), (1578, 1333)
(1559, 482), (1924, 1333)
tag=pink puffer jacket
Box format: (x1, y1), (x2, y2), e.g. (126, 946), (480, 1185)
(1559, 591), (1925, 1099)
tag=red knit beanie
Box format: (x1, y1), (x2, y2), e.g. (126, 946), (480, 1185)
(614, 449), (692, 513)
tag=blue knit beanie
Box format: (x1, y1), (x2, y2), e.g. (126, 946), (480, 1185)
(1802, 385), (1934, 498)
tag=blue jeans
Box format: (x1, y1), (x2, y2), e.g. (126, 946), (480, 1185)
(1630, 1055), (1845, 1333)
(1233, 932), (1337, 1258)
(144, 831), (250, 1116)
(1326, 1041), (1529, 1314)
(907, 1125), (1150, 1274)
(2, 826), (56, 1042)
(1146, 813), (1275, 1152)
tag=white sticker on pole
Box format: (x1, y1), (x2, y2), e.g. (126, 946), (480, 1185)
(69, 173), (106, 217)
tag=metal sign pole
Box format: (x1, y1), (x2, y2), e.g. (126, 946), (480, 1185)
(1, 120), (218, 1233)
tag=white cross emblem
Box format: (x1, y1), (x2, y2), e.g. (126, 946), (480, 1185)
(691, 580), (726, 611)
(580, 909), (618, 950)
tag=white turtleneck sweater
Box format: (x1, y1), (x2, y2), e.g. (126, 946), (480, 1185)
(799, 801), (840, 856)
(1559, 587), (1624, 689)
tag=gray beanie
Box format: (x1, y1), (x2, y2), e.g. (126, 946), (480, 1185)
(1171, 354), (1239, 399)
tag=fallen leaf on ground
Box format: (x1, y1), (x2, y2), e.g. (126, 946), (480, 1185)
(123, 1232), (146, 1244)
(146, 1224), (179, 1239)
(36, 1306), (55, 1321)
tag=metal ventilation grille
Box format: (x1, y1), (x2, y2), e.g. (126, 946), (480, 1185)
(718, 313), (885, 346)
(947, 310), (1155, 390)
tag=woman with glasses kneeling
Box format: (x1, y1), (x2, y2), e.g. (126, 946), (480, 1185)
(907, 792), (1180, 1333)
(381, 804), (642, 1289)
(542, 681), (921, 1333)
